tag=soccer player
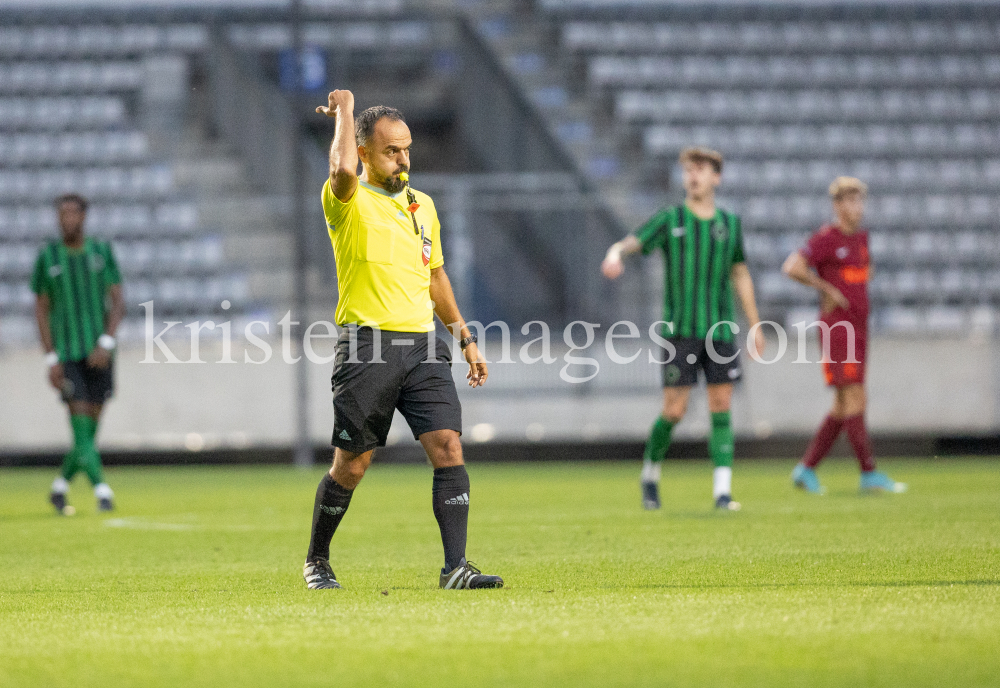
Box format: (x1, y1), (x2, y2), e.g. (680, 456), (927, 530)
(32, 193), (125, 514)
(783, 177), (905, 494)
(302, 90), (503, 590)
(602, 147), (765, 511)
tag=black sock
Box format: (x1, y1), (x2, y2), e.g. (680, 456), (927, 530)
(432, 465), (470, 572)
(306, 473), (354, 562)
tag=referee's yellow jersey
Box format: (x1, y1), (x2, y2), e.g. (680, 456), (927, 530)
(322, 178), (444, 333)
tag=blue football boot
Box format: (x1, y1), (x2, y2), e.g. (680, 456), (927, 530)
(791, 462), (825, 495)
(860, 471), (907, 493)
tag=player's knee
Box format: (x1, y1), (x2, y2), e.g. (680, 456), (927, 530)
(333, 453), (370, 486)
(440, 434), (464, 466)
(830, 398), (845, 417)
(663, 409), (685, 425)
(342, 460), (368, 485)
(841, 387), (865, 416)
(706, 385), (733, 414)
(428, 431), (463, 468)
(846, 398), (866, 417)
(707, 400), (731, 414)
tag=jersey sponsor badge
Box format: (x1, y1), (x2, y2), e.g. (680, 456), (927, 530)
(664, 364), (681, 384)
(841, 265), (869, 284)
(671, 226), (685, 237)
(89, 254), (106, 272)
(711, 221), (728, 241)
(835, 246), (849, 259)
(48, 264), (62, 277)
(422, 236), (432, 266)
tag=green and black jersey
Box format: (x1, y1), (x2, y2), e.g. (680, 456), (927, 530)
(30, 238), (121, 362)
(636, 204), (745, 343)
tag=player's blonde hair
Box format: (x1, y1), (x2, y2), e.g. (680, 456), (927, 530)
(679, 147), (723, 174)
(829, 176), (868, 200)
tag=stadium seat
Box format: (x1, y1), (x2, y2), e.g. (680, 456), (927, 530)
(924, 306), (966, 332)
(879, 306), (923, 332)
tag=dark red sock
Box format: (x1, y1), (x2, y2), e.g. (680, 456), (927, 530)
(803, 415), (843, 468)
(843, 414), (875, 472)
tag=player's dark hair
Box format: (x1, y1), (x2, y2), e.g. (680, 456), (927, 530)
(54, 193), (89, 212)
(355, 106), (406, 148)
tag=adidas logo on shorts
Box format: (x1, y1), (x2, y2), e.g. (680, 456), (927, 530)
(338, 429), (351, 441)
(444, 493), (469, 506)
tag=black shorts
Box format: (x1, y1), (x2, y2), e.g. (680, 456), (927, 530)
(61, 358), (115, 404)
(660, 337), (741, 387)
(331, 327), (463, 453)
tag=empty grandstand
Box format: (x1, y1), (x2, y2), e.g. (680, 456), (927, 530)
(0, 22), (254, 346)
(1, 0), (998, 453)
(487, 1), (1000, 333)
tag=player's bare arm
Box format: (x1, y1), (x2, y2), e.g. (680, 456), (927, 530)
(429, 266), (488, 388)
(601, 235), (641, 279)
(87, 283), (125, 370)
(782, 251), (849, 312)
(730, 263), (765, 358)
(35, 293), (63, 390)
(317, 90), (358, 202)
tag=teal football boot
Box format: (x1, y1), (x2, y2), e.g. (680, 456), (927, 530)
(860, 471), (907, 493)
(791, 462), (825, 495)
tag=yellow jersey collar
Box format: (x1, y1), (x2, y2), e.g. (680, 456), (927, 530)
(359, 180), (406, 202)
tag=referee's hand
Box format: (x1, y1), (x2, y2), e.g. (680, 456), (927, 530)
(316, 89), (354, 117)
(463, 343), (488, 388)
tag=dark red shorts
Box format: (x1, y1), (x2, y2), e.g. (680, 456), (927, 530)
(819, 320), (867, 387)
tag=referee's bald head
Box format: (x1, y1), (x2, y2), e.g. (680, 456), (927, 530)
(355, 105), (411, 195)
(355, 106), (406, 148)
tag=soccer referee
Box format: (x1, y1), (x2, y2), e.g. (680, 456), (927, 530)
(602, 147), (764, 512)
(32, 193), (125, 514)
(303, 90), (503, 590)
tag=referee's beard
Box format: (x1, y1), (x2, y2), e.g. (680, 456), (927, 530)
(373, 165), (408, 195)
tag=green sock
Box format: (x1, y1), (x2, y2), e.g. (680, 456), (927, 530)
(60, 449), (79, 481)
(70, 415), (92, 455)
(643, 416), (674, 463)
(709, 411), (734, 468)
(70, 415), (105, 486)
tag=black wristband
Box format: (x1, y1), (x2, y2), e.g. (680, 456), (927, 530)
(459, 334), (478, 350)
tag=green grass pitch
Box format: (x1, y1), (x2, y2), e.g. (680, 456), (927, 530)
(1, 458), (998, 687)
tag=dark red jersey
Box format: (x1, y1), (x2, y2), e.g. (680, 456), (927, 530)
(801, 224), (870, 327)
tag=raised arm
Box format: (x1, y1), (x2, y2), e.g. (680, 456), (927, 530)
(316, 90), (358, 202)
(429, 266), (487, 388)
(730, 262), (765, 358)
(782, 251), (849, 312)
(601, 235), (642, 279)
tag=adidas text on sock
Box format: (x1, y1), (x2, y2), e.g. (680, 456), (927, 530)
(432, 465), (471, 572)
